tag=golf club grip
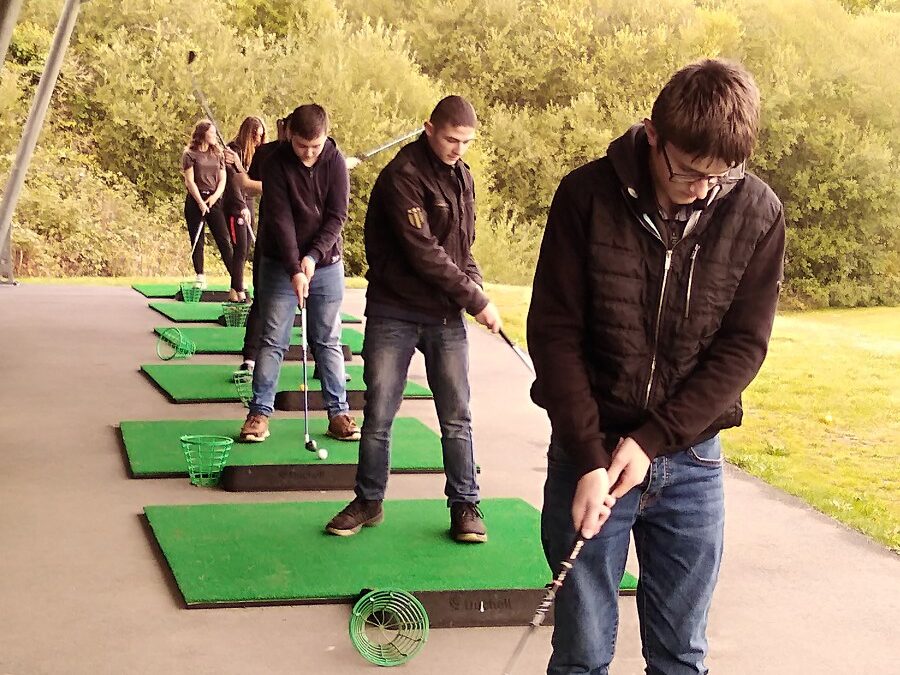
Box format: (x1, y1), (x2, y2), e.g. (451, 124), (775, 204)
(530, 537), (585, 628)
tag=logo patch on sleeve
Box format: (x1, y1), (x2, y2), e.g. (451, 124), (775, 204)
(407, 207), (424, 229)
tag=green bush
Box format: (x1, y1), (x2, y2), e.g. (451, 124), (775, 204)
(2, 0), (898, 304)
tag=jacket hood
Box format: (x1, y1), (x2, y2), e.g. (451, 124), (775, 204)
(607, 123), (738, 211)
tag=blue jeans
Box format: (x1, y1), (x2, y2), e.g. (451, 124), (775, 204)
(249, 256), (348, 418)
(542, 435), (725, 675)
(355, 315), (479, 504)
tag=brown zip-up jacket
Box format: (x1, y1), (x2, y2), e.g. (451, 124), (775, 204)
(527, 124), (785, 474)
(364, 134), (488, 323)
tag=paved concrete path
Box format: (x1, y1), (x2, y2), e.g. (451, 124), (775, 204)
(0, 285), (897, 674)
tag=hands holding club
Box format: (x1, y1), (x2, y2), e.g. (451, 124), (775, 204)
(572, 436), (651, 538)
(291, 271), (310, 303)
(475, 301), (502, 333)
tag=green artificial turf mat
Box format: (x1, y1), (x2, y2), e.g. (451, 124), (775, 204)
(152, 326), (363, 354)
(145, 498), (549, 603)
(145, 498), (638, 605)
(133, 283), (242, 298)
(121, 417), (442, 477)
(148, 301), (360, 324)
(140, 363), (431, 402)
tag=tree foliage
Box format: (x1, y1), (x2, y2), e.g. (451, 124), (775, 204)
(1, 0), (898, 306)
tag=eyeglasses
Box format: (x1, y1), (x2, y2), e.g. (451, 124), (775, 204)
(661, 144), (745, 185)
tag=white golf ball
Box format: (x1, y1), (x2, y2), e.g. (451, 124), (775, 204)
(317, 448), (328, 460)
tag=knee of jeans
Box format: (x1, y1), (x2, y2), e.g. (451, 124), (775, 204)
(438, 417), (471, 439)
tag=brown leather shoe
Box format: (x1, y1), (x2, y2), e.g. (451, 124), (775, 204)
(238, 413), (270, 442)
(325, 497), (384, 536)
(326, 413), (361, 441)
(450, 502), (487, 543)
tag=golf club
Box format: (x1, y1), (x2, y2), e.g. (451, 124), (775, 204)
(499, 328), (535, 377)
(502, 537), (586, 674)
(355, 127), (423, 161)
(186, 50), (226, 147)
(189, 216), (205, 260)
(300, 300), (328, 460)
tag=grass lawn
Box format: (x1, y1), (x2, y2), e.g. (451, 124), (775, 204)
(19, 276), (899, 551)
(722, 307), (900, 552)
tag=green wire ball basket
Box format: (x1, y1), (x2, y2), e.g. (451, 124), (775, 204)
(180, 281), (203, 303)
(180, 435), (233, 487)
(156, 328), (196, 360)
(222, 301), (251, 327)
(232, 369), (253, 407)
(349, 589), (429, 667)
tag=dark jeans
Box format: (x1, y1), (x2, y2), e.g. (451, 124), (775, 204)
(184, 192), (233, 282)
(542, 435), (725, 675)
(355, 315), (479, 505)
(226, 211), (251, 292)
(241, 231), (264, 361)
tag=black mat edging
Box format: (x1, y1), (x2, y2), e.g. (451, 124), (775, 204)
(219, 463), (446, 492)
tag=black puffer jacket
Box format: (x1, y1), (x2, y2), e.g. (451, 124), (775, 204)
(527, 124), (785, 474)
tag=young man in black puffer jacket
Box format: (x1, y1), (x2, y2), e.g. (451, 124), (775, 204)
(529, 59), (785, 674)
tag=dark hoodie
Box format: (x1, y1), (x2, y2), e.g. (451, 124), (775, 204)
(527, 124), (785, 474)
(261, 137), (349, 276)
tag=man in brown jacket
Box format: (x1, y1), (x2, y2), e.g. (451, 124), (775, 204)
(528, 60), (785, 673)
(326, 96), (501, 543)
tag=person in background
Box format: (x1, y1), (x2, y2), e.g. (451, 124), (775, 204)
(181, 119), (232, 288)
(325, 96), (501, 544)
(223, 116), (266, 302)
(238, 104), (360, 444)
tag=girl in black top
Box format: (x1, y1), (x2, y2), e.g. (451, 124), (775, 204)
(223, 116), (266, 302)
(181, 119), (232, 289)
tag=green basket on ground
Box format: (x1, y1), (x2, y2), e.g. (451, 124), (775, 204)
(222, 302), (251, 327)
(349, 589), (429, 667)
(232, 369), (253, 407)
(156, 327), (196, 360)
(180, 281), (203, 303)
(179, 435), (233, 487)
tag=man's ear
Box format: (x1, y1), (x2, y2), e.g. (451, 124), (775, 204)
(644, 118), (659, 148)
(423, 120), (435, 138)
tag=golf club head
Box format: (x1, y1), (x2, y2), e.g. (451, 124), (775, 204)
(305, 439), (318, 452)
(187, 50), (197, 65)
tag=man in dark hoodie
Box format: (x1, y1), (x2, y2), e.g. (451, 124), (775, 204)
(325, 96), (501, 543)
(239, 104), (360, 443)
(529, 60), (785, 673)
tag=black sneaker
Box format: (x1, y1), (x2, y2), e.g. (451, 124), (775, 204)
(450, 502), (487, 543)
(325, 497), (384, 536)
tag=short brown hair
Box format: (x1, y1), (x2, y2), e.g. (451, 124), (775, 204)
(288, 104), (329, 140)
(430, 95), (478, 129)
(651, 59), (760, 165)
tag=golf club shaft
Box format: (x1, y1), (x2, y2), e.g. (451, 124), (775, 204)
(357, 127), (422, 160)
(189, 217), (205, 258)
(187, 52), (227, 147)
(499, 328), (535, 377)
(301, 302), (309, 439)
(501, 537), (586, 674)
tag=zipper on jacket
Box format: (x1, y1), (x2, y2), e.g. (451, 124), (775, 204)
(684, 244), (700, 319)
(644, 249), (673, 408)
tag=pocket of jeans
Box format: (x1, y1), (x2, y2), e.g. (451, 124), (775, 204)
(686, 436), (724, 467)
